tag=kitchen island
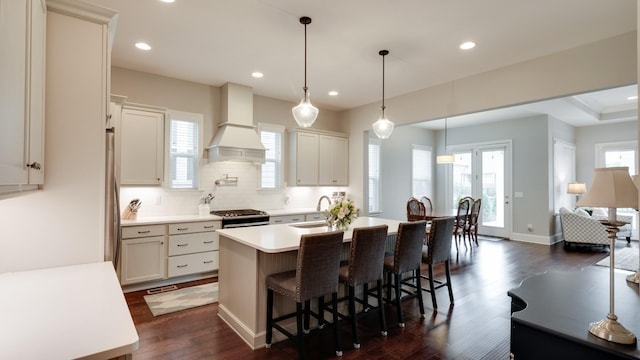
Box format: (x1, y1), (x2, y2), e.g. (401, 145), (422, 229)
(216, 216), (402, 349)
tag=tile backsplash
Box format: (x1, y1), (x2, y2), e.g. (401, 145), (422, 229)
(119, 161), (348, 217)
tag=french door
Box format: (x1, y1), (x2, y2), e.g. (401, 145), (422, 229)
(450, 141), (512, 238)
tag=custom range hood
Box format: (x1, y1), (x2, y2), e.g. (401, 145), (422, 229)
(208, 83), (265, 163)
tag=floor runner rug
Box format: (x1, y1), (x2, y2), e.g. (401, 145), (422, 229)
(595, 247), (639, 272)
(144, 282), (218, 316)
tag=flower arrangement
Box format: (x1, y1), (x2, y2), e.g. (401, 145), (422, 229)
(323, 199), (359, 230)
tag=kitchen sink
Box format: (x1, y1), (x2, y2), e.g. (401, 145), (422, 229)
(289, 221), (330, 229)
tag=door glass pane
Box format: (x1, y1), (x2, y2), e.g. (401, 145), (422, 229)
(452, 152), (472, 208)
(481, 149), (504, 228)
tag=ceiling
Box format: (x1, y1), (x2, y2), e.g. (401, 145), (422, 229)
(90, 0), (637, 128)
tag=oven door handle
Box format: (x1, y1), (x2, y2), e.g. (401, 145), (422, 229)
(223, 221), (270, 228)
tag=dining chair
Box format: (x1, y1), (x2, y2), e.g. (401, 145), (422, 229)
(406, 197), (426, 221)
(453, 197), (472, 251)
(421, 216), (456, 309)
(383, 220), (427, 327)
(336, 225), (388, 349)
(265, 231), (344, 358)
(420, 196), (433, 218)
(465, 198), (482, 246)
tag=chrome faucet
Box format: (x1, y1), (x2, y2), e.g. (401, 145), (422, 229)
(316, 195), (332, 211)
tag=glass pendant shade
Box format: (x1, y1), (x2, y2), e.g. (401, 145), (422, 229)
(436, 154), (455, 164)
(372, 108), (394, 139)
(292, 91), (318, 128)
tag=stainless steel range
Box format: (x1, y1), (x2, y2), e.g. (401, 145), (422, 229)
(210, 209), (270, 228)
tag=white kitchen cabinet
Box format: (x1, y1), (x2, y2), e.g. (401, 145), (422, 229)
(288, 129), (348, 186)
(305, 212), (325, 221)
(269, 214), (306, 225)
(318, 135), (348, 186)
(0, 0), (46, 193)
(167, 221), (220, 277)
(120, 105), (165, 185)
(121, 225), (167, 285)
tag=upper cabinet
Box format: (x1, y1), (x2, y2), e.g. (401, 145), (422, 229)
(120, 104), (165, 185)
(288, 129), (349, 186)
(0, 0), (46, 193)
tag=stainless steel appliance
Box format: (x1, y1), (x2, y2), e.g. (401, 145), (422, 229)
(211, 209), (270, 228)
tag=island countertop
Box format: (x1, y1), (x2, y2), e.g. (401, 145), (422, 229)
(216, 216), (403, 253)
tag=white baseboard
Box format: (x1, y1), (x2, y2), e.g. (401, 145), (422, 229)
(510, 232), (558, 245)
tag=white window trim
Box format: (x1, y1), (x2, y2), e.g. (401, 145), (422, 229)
(258, 123), (285, 190)
(368, 137), (381, 214)
(165, 110), (204, 190)
(595, 140), (638, 168)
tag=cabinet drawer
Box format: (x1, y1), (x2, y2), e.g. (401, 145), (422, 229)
(305, 213), (324, 221)
(122, 224), (165, 239)
(168, 251), (218, 277)
(168, 232), (219, 256)
(168, 221), (219, 235)
(269, 214), (305, 225)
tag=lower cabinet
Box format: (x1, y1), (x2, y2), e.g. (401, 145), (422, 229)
(269, 214), (306, 225)
(120, 219), (221, 286)
(120, 225), (166, 285)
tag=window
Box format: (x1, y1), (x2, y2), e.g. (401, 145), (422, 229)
(167, 110), (203, 189)
(553, 139), (576, 212)
(259, 123), (284, 189)
(368, 138), (381, 213)
(411, 144), (432, 198)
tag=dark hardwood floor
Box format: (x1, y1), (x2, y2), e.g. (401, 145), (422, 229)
(124, 238), (636, 360)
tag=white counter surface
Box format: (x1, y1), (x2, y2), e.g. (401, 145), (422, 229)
(217, 216), (402, 253)
(0, 262), (139, 359)
(266, 208), (320, 216)
(121, 214), (222, 226)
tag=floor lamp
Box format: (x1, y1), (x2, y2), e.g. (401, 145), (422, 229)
(577, 167), (637, 345)
(627, 174), (640, 284)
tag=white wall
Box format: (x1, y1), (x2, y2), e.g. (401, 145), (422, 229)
(0, 6), (114, 273)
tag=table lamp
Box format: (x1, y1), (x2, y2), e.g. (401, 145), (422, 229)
(627, 174), (640, 284)
(567, 182), (586, 204)
(577, 167), (637, 345)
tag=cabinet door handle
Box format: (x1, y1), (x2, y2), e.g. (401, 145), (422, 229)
(177, 227), (189, 231)
(274, 220), (283, 223)
(203, 241), (214, 244)
(177, 264), (188, 268)
(203, 260), (213, 264)
(204, 225), (215, 229)
(27, 162), (41, 170)
(292, 218), (301, 221)
(177, 243), (188, 247)
(138, 230), (151, 234)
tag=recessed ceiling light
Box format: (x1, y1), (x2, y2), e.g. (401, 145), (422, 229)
(135, 42), (151, 51)
(627, 95), (638, 100)
(328, 91), (338, 96)
(160, 0), (175, 3)
(251, 72), (264, 78)
(459, 41), (476, 50)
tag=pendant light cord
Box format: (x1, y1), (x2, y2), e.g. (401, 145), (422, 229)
(379, 50), (389, 113)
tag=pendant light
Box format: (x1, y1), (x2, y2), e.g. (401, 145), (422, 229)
(372, 50), (394, 139)
(292, 16), (319, 128)
(436, 118), (455, 164)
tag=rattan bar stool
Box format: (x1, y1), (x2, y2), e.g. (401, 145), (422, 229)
(421, 216), (456, 309)
(383, 220), (427, 327)
(336, 225), (388, 349)
(265, 231), (345, 358)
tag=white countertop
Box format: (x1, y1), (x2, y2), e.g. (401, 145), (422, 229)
(0, 262), (139, 359)
(266, 208), (320, 216)
(217, 216), (402, 253)
(121, 214), (222, 226)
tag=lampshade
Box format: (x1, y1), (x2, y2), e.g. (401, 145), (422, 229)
(292, 91), (318, 128)
(567, 182), (586, 195)
(292, 16), (318, 128)
(436, 154), (455, 164)
(632, 174), (640, 189)
(576, 167), (637, 209)
(372, 110), (394, 139)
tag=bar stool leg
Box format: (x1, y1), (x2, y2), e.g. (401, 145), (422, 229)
(318, 295), (326, 329)
(303, 300), (311, 334)
(296, 302), (304, 358)
(332, 292), (343, 356)
(348, 286), (360, 348)
(428, 264), (438, 309)
(266, 289), (274, 348)
(394, 273), (404, 327)
(445, 260), (454, 303)
(414, 269), (425, 316)
(377, 279), (387, 336)
(362, 283), (369, 311)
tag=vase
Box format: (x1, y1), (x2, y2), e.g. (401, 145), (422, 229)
(332, 222), (349, 231)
